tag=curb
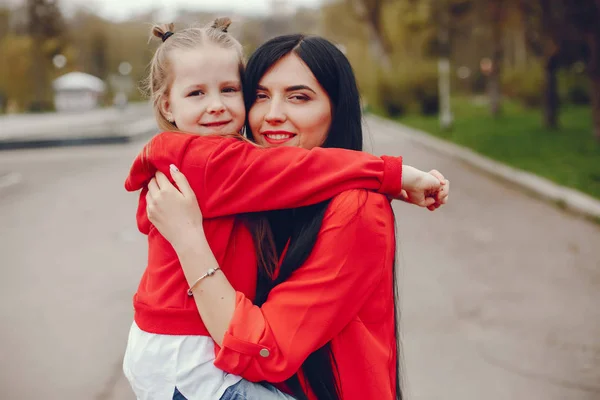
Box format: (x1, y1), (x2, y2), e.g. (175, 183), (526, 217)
(367, 114), (600, 222)
(0, 118), (157, 151)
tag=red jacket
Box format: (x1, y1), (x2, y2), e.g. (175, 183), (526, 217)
(125, 131), (403, 336)
(214, 190), (398, 400)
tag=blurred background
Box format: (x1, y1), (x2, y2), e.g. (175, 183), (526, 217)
(0, 0), (599, 197)
(0, 0), (599, 399)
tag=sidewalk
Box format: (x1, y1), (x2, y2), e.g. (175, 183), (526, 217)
(0, 103), (157, 150)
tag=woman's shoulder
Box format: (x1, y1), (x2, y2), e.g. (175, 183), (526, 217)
(325, 189), (394, 229)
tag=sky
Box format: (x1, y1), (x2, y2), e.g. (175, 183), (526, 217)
(53, 0), (324, 21)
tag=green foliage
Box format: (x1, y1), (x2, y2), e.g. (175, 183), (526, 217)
(397, 97), (600, 200)
(502, 62), (591, 108)
(0, 35), (35, 110)
(502, 63), (544, 108)
(377, 63), (439, 117)
(558, 67), (590, 105)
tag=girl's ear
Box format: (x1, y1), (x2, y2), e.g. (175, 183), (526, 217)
(159, 95), (173, 123)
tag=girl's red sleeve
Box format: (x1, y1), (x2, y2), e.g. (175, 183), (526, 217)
(212, 190), (395, 382)
(125, 132), (402, 219)
(187, 135), (402, 218)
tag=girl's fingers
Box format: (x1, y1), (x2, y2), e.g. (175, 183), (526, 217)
(423, 197), (436, 207)
(429, 169), (446, 184)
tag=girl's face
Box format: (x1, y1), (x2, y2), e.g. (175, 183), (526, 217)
(248, 53), (332, 150)
(160, 46), (245, 136)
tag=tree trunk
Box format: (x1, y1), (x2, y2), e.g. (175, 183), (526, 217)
(348, 0), (391, 70)
(543, 55), (559, 129)
(515, 28), (528, 69)
(588, 29), (600, 141)
(591, 76), (600, 141)
(488, 0), (504, 117)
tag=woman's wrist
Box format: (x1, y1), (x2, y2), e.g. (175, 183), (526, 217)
(172, 226), (209, 255)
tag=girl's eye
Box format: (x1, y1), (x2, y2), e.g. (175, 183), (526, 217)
(223, 87), (239, 93)
(188, 90), (203, 97)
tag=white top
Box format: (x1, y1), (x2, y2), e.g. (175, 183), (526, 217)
(123, 321), (242, 400)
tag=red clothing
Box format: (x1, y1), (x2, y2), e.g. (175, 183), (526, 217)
(125, 131), (402, 336)
(213, 190), (397, 400)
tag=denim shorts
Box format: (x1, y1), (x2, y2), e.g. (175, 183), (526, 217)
(172, 381), (296, 400)
(220, 380), (296, 400)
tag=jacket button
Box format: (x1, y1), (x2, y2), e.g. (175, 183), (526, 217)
(259, 348), (270, 357)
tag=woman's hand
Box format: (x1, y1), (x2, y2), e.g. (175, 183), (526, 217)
(400, 166), (449, 210)
(146, 164), (205, 251)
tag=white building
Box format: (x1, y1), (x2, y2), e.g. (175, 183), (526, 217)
(52, 72), (106, 112)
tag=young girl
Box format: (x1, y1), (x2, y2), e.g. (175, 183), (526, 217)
(123, 19), (448, 400)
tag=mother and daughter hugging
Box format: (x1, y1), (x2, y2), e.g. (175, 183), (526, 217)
(123, 17), (450, 400)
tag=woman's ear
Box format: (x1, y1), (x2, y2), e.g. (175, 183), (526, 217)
(159, 95), (174, 123)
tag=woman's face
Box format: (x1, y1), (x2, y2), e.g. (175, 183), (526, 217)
(248, 53), (332, 150)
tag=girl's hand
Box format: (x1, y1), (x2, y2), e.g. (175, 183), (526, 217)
(400, 166), (449, 210)
(426, 169), (449, 211)
(146, 164), (205, 251)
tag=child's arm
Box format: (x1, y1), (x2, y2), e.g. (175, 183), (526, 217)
(126, 132), (444, 219)
(181, 135), (403, 218)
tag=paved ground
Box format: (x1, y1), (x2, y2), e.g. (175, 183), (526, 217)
(367, 118), (600, 399)
(0, 117), (598, 399)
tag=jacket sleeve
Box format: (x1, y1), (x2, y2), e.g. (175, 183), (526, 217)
(212, 191), (395, 382)
(179, 136), (403, 218)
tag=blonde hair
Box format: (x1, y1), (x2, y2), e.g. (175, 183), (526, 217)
(143, 17), (245, 132)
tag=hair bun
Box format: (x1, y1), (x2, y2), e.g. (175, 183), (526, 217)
(211, 17), (232, 32)
(151, 23), (175, 42)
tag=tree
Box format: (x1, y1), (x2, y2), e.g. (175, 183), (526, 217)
(527, 0), (600, 138)
(487, 0), (506, 117)
(26, 0), (67, 110)
(90, 32), (108, 79)
(346, 0), (392, 69)
(0, 35), (35, 111)
(569, 0), (600, 141)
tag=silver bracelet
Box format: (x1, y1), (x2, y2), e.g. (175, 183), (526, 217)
(187, 267), (221, 296)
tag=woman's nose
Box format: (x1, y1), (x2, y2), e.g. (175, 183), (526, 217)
(264, 101), (286, 124)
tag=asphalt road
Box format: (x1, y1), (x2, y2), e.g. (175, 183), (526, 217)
(0, 117), (599, 399)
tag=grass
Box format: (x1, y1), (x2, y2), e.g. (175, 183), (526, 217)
(392, 97), (600, 200)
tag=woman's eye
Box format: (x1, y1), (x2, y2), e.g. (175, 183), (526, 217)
(290, 94), (309, 102)
(256, 93), (268, 100)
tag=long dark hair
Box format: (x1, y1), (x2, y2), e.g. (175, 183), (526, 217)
(244, 34), (402, 400)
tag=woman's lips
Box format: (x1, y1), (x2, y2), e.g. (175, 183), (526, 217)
(262, 132), (296, 145)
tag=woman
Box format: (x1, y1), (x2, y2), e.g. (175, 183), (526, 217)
(146, 34), (448, 400)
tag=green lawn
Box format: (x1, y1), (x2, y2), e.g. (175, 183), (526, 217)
(392, 97), (600, 200)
